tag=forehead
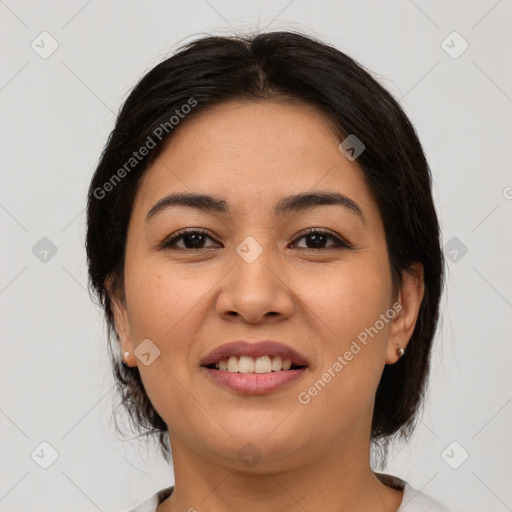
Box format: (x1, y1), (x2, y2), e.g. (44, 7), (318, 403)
(133, 99), (374, 220)
(164, 98), (342, 167)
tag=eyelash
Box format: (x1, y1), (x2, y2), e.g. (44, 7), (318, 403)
(160, 228), (352, 252)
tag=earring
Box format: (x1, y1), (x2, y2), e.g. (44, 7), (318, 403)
(396, 346), (405, 358)
(122, 351), (130, 367)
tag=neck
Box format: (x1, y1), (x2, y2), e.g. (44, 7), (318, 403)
(157, 432), (403, 512)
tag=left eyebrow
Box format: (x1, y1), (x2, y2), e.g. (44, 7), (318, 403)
(146, 190), (365, 224)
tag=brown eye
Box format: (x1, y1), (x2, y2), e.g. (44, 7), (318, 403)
(292, 229), (351, 250)
(160, 228), (351, 252)
(161, 230), (219, 250)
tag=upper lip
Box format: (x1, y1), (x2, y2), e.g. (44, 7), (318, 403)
(200, 340), (309, 367)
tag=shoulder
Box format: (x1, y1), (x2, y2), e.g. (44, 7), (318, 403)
(121, 479), (452, 512)
(376, 473), (451, 512)
(122, 486), (174, 512)
(400, 481), (451, 511)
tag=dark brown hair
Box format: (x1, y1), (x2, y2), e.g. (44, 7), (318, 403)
(86, 30), (444, 463)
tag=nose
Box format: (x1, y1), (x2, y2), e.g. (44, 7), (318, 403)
(216, 244), (294, 325)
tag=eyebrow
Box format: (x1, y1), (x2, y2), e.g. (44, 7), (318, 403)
(146, 191), (365, 223)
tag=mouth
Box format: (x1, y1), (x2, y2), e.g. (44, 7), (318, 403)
(199, 340), (309, 394)
(200, 340), (309, 373)
(205, 355), (306, 373)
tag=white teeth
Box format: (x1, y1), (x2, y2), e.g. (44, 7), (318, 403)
(271, 355), (282, 371)
(255, 355), (272, 373)
(227, 356), (239, 372)
(214, 355), (295, 373)
(238, 356), (254, 373)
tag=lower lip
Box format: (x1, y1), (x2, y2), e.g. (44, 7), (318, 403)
(202, 367), (307, 395)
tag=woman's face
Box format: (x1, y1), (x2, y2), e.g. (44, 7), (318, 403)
(111, 99), (422, 471)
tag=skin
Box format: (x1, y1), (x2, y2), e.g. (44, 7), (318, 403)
(109, 99), (424, 512)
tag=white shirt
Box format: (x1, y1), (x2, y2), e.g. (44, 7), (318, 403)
(123, 474), (451, 511)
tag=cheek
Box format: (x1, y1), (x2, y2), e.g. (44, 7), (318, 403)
(123, 261), (215, 426)
(304, 258), (393, 348)
(123, 256), (222, 363)
(125, 243), (188, 320)
(297, 258), (393, 408)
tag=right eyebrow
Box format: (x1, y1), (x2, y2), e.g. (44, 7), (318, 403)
(146, 190), (365, 224)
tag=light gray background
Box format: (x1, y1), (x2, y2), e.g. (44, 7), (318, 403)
(1, 1), (511, 511)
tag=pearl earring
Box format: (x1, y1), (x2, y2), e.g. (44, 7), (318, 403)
(396, 347), (405, 358)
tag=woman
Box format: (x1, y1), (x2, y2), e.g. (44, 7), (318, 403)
(86, 31), (449, 511)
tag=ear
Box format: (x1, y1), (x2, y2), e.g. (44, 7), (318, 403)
(385, 262), (425, 365)
(105, 276), (136, 367)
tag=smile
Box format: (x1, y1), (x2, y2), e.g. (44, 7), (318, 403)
(209, 355), (305, 373)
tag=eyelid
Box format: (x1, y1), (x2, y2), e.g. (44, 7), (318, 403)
(291, 228), (353, 250)
(160, 227), (353, 251)
(161, 228), (218, 249)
